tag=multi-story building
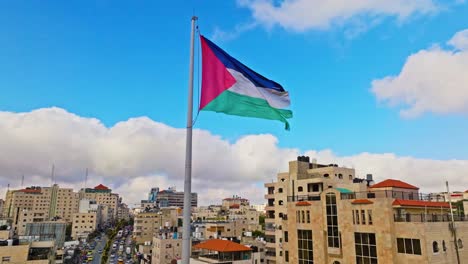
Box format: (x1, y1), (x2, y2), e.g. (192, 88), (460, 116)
(265, 156), (468, 264)
(157, 187), (198, 208)
(71, 199), (101, 240)
(79, 184), (119, 220)
(117, 201), (130, 222)
(3, 185), (79, 235)
(152, 230), (182, 264)
(222, 196), (250, 208)
(133, 207), (179, 244)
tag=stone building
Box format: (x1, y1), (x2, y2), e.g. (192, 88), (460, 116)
(152, 231), (182, 264)
(133, 207), (179, 244)
(265, 156), (468, 264)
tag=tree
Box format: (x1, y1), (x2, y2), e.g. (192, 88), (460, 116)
(252, 230), (265, 238)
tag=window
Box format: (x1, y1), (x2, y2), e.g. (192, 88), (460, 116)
(356, 210), (360, 224)
(433, 241), (439, 253)
(361, 210), (366, 225)
(324, 174), (329, 177)
(326, 193), (339, 248)
(279, 200), (284, 206)
(285, 250), (289, 262)
(338, 174), (343, 179)
(397, 238), (421, 255)
(298, 186), (303, 192)
(284, 231), (288, 242)
(278, 188), (283, 193)
(307, 211), (310, 223)
(458, 239), (463, 249)
(298, 230), (313, 264)
(349, 175), (353, 180)
(353, 211), (355, 224)
(302, 211), (305, 223)
(368, 210), (373, 225)
(355, 232), (377, 264)
(442, 240), (447, 252)
(297, 211), (300, 223)
(2, 256), (11, 262)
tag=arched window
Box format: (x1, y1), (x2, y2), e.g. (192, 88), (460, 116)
(338, 174), (343, 179)
(333, 261), (341, 264)
(433, 241), (439, 253)
(458, 239), (463, 249)
(442, 240), (447, 252)
(279, 213), (283, 218)
(278, 200), (283, 206)
(278, 188), (283, 193)
(349, 175), (353, 180)
(281, 178), (285, 182)
(298, 186), (303, 192)
(324, 173), (329, 177)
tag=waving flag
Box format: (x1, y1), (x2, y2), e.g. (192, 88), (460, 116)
(199, 36), (293, 130)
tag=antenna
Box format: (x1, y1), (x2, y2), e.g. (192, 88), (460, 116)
(21, 174), (24, 188)
(84, 168), (88, 189)
(51, 164), (55, 185)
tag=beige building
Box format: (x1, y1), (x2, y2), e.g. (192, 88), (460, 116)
(152, 231), (182, 264)
(265, 156), (468, 264)
(79, 184), (119, 220)
(133, 207), (179, 244)
(3, 185), (79, 235)
(0, 240), (55, 264)
(71, 199), (101, 240)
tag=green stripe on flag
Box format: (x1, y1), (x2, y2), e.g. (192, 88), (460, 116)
(202, 90), (293, 130)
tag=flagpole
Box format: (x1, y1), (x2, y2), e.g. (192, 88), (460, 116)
(446, 181), (460, 264)
(182, 16), (197, 264)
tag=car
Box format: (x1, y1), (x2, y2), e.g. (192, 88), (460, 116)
(97, 249), (103, 254)
(110, 254), (116, 259)
(87, 256), (93, 261)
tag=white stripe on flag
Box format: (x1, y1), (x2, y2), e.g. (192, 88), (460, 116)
(227, 69), (290, 109)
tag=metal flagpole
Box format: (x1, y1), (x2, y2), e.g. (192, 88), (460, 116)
(446, 181), (460, 264)
(182, 16), (198, 264)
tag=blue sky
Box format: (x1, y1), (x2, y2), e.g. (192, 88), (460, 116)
(1, 0), (467, 162)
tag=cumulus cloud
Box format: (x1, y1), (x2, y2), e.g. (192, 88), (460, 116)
(371, 29), (468, 118)
(238, 0), (439, 32)
(0, 107), (467, 206)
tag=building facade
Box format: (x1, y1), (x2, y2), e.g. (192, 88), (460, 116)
(133, 207), (179, 244)
(157, 187), (198, 208)
(265, 157), (468, 264)
(152, 231), (182, 264)
(3, 185), (80, 235)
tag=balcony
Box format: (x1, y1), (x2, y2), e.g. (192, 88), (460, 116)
(287, 195), (321, 202)
(266, 242), (276, 249)
(265, 205), (275, 211)
(341, 190), (437, 201)
(394, 213), (467, 223)
(265, 193), (275, 199)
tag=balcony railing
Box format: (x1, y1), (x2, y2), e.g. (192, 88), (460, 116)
(340, 190), (443, 201)
(287, 195), (321, 202)
(394, 213), (467, 223)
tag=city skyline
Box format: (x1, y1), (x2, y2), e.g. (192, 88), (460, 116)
(1, 1), (468, 206)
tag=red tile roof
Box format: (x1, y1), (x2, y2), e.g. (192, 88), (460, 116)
(193, 239), (252, 252)
(296, 201), (311, 206)
(370, 179), (419, 190)
(229, 204), (240, 209)
(392, 199), (450, 208)
(18, 188), (41, 193)
(94, 184), (109, 190)
(352, 199), (373, 205)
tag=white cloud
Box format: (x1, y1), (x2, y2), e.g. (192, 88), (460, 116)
(238, 0), (439, 32)
(371, 29), (468, 118)
(0, 107), (467, 206)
